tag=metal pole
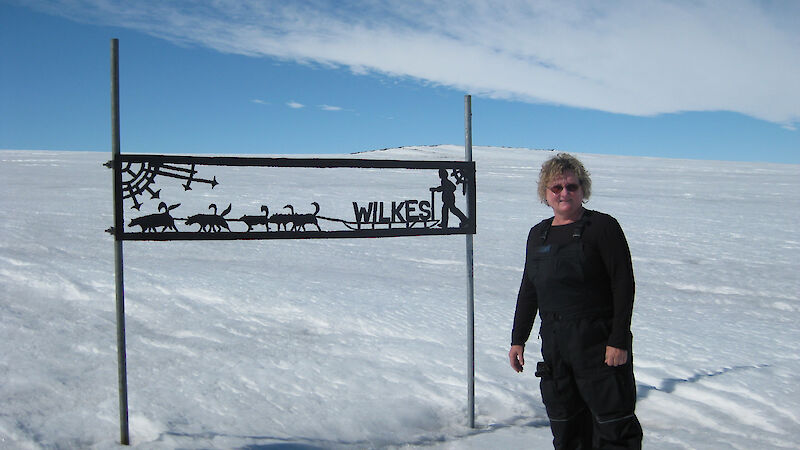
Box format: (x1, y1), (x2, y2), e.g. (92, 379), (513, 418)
(111, 38), (131, 446)
(464, 95), (475, 428)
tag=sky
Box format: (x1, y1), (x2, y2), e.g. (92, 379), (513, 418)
(1, 0), (799, 164)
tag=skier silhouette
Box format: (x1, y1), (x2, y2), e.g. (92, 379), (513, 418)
(430, 168), (468, 228)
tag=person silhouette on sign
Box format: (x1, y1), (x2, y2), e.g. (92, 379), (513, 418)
(430, 168), (468, 228)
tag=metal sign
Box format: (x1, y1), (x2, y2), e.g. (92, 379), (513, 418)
(108, 154), (476, 241)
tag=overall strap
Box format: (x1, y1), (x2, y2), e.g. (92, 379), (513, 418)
(539, 217), (555, 242)
(540, 210), (591, 242)
(572, 220), (586, 238)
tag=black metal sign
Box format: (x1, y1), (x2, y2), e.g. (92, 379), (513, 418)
(108, 154), (476, 241)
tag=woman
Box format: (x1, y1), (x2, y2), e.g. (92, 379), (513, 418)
(509, 153), (642, 449)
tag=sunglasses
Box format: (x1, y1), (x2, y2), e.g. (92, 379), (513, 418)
(548, 183), (580, 194)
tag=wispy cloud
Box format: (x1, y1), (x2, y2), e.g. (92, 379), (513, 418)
(251, 99), (267, 105)
(26, 0), (800, 128)
(319, 104), (343, 112)
(286, 101), (305, 109)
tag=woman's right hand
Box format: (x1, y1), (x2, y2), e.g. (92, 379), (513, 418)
(509, 345), (525, 373)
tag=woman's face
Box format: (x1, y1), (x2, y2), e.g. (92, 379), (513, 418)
(546, 170), (584, 218)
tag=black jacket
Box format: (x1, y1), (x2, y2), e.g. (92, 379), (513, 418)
(511, 209), (635, 350)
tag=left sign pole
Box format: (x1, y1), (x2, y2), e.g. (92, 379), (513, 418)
(111, 38), (131, 446)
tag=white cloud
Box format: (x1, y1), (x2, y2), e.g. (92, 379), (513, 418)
(251, 99), (267, 105)
(26, 0), (800, 128)
(286, 101), (304, 109)
(319, 104), (342, 111)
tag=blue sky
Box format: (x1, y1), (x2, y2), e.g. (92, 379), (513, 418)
(1, 1), (799, 164)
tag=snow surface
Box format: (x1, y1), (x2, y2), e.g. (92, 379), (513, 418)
(1, 146), (799, 449)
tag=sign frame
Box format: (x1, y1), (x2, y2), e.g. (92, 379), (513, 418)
(111, 154), (476, 241)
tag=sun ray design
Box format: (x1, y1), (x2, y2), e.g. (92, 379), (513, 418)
(120, 161), (218, 210)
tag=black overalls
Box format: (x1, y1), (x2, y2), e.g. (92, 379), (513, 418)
(531, 218), (642, 449)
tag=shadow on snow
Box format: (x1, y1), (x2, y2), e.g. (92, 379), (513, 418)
(636, 364), (770, 400)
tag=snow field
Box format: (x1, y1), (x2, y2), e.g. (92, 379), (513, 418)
(1, 146), (798, 448)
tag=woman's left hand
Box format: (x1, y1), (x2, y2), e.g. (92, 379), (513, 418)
(605, 346), (628, 366)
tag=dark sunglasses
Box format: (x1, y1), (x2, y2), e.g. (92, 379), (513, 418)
(548, 183), (580, 194)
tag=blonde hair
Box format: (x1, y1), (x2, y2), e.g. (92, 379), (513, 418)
(537, 153), (592, 205)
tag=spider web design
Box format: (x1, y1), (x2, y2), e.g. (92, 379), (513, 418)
(121, 161), (218, 210)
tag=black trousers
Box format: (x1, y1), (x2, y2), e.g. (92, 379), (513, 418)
(537, 316), (642, 449)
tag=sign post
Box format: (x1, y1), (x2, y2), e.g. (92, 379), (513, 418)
(465, 95), (475, 428)
(110, 38), (130, 446)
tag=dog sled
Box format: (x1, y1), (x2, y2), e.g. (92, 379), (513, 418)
(317, 215), (442, 231)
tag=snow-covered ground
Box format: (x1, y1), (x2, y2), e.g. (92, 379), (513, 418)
(1, 146), (798, 449)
